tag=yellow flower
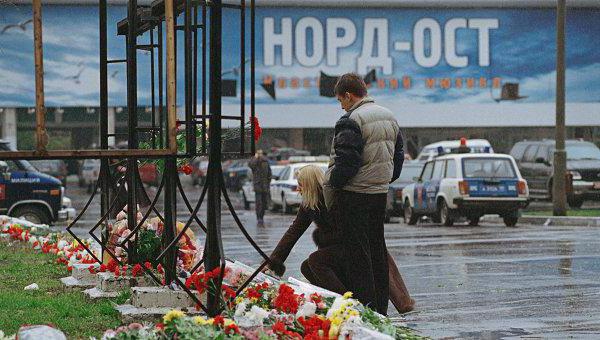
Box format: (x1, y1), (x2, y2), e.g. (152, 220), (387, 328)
(343, 292), (353, 299)
(329, 325), (339, 338)
(207, 318), (215, 325)
(235, 296), (244, 304)
(194, 316), (210, 325)
(224, 318), (235, 327)
(250, 297), (258, 303)
(330, 316), (343, 327)
(163, 309), (185, 323)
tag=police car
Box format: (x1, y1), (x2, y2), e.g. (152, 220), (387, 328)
(241, 164), (285, 210)
(0, 140), (76, 225)
(402, 149), (529, 227)
(270, 162), (328, 213)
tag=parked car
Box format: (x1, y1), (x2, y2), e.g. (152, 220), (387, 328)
(241, 165), (285, 209)
(0, 140), (76, 224)
(29, 159), (68, 187)
(224, 159), (250, 191)
(80, 159), (101, 193)
(270, 162), (328, 213)
(190, 157), (209, 186)
(416, 139), (494, 162)
(385, 161), (424, 222)
(268, 148), (310, 162)
(402, 152), (529, 227)
(510, 139), (600, 208)
(115, 141), (161, 187)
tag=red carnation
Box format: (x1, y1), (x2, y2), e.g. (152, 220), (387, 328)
(132, 264), (143, 277)
(224, 323), (240, 335)
(213, 315), (225, 327)
(99, 264), (108, 272)
(88, 265), (96, 274)
(222, 284), (236, 299)
(251, 116), (262, 142)
(157, 264), (164, 274)
(144, 261), (153, 270)
(179, 164), (193, 175)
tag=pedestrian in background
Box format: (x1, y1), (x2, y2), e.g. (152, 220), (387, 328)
(248, 149), (272, 226)
(324, 73), (405, 315)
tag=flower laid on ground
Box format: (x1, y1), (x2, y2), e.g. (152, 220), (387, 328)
(178, 164), (193, 175)
(2, 216), (427, 340)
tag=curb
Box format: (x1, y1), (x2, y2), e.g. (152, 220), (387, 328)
(482, 215), (600, 227)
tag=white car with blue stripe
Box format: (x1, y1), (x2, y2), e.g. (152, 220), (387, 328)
(402, 153), (529, 227)
(270, 162), (328, 214)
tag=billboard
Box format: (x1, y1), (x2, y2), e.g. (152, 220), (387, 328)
(0, 5), (599, 125)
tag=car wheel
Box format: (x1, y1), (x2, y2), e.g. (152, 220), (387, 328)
(468, 215), (481, 226)
(403, 201), (419, 225)
(438, 200), (454, 226)
(243, 193), (251, 210)
(282, 194), (293, 214)
(503, 215), (518, 227)
(567, 195), (584, 209)
(11, 205), (50, 225)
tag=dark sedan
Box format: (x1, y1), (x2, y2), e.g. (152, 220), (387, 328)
(385, 161), (423, 222)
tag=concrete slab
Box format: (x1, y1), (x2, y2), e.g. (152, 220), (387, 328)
(83, 287), (120, 300)
(60, 276), (96, 290)
(131, 286), (202, 309)
(96, 272), (155, 292)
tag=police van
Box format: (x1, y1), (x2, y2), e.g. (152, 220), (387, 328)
(0, 140), (76, 225)
(402, 143), (529, 227)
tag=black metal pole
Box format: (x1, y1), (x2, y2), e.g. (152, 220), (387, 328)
(205, 0), (224, 316)
(184, 0), (195, 156)
(158, 23), (164, 148)
(126, 0), (139, 265)
(240, 0), (245, 155)
(162, 157), (177, 284)
(201, 4), (207, 153)
(250, 0), (255, 154)
(99, 0), (110, 261)
(193, 3), (198, 151)
(150, 28), (157, 149)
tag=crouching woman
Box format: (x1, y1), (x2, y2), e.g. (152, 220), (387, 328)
(265, 165), (414, 313)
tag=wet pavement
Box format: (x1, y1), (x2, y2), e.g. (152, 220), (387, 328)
(60, 177), (600, 339)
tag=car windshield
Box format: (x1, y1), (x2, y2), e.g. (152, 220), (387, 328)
(271, 166), (285, 177)
(394, 165), (421, 183)
(564, 144), (600, 160)
(462, 158), (516, 179)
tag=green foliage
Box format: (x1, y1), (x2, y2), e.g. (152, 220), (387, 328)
(132, 229), (162, 266)
(0, 242), (122, 338)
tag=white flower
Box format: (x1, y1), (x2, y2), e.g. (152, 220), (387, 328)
(234, 301), (248, 317)
(296, 301), (317, 318)
(247, 305), (270, 322)
(57, 240), (69, 250)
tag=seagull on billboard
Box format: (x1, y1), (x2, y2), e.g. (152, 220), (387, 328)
(64, 66), (85, 84)
(1, 19), (32, 35)
(222, 58), (250, 77)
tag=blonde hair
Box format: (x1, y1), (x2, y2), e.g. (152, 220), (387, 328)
(296, 165), (324, 210)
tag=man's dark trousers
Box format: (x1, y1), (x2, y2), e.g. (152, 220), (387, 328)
(254, 191), (269, 221)
(334, 190), (389, 314)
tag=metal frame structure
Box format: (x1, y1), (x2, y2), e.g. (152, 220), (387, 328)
(0, 0), (266, 316)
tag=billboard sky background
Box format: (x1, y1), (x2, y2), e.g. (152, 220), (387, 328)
(0, 5), (599, 108)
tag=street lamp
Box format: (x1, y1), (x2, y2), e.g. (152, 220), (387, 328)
(553, 0), (567, 216)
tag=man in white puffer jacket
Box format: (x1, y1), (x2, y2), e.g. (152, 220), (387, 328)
(324, 73), (404, 315)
